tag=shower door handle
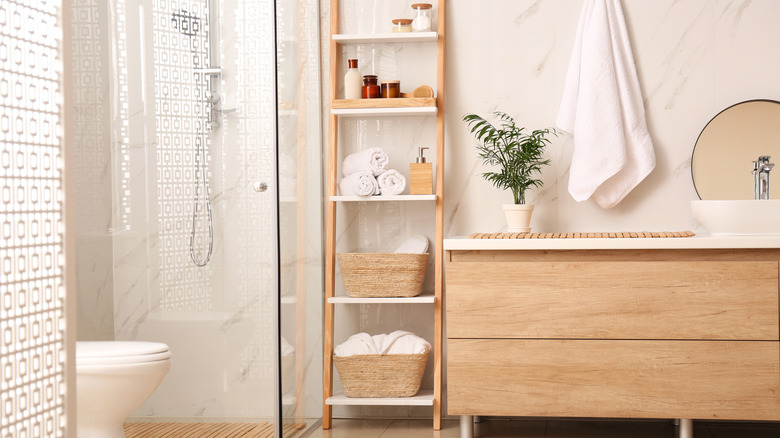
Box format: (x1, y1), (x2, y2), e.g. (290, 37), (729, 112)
(253, 182), (268, 192)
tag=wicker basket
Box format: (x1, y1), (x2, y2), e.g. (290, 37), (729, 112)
(334, 352), (428, 397)
(337, 252), (428, 297)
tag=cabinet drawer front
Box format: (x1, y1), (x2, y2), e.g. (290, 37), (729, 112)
(447, 339), (780, 420)
(446, 261), (779, 340)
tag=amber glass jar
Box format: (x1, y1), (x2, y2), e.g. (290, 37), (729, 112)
(381, 80), (400, 98)
(362, 75), (380, 99)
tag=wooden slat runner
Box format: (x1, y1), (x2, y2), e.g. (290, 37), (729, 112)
(123, 422), (303, 438)
(469, 231), (695, 239)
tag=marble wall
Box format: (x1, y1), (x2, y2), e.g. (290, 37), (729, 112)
(445, 0), (780, 236)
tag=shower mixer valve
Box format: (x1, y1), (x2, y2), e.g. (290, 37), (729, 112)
(204, 91), (237, 129)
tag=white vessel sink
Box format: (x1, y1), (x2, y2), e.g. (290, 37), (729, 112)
(691, 200), (780, 235)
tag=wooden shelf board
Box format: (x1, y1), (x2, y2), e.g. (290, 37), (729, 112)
(333, 32), (438, 44)
(332, 107), (437, 117)
(328, 294), (435, 304)
(333, 98), (436, 109)
(330, 194), (436, 202)
(326, 390), (434, 406)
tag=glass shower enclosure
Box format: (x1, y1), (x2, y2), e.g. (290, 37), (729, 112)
(71, 0), (323, 434)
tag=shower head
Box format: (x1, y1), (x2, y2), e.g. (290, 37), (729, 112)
(172, 9), (201, 36)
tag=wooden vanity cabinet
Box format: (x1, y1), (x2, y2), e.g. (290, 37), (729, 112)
(445, 249), (780, 421)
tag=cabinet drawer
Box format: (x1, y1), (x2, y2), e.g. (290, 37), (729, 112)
(446, 261), (778, 340)
(447, 339), (780, 420)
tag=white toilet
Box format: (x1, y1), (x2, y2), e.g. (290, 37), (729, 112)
(76, 341), (171, 438)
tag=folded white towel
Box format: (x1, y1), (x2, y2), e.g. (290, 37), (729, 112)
(557, 0), (655, 209)
(338, 171), (378, 197)
(334, 330), (432, 357)
(394, 235), (429, 254)
(342, 147), (390, 177)
(377, 169), (406, 196)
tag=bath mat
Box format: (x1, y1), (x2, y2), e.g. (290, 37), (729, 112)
(123, 421), (303, 438)
(468, 231), (695, 239)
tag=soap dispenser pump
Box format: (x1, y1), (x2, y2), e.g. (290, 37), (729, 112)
(410, 147), (433, 195)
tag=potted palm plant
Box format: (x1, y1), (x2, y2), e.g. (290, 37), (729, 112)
(463, 111), (556, 232)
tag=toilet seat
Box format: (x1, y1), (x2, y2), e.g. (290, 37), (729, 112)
(77, 341), (171, 366)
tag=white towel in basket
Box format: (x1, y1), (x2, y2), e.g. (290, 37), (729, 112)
(394, 235), (429, 254)
(334, 330), (431, 357)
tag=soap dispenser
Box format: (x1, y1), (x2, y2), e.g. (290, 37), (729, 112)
(410, 147), (433, 195)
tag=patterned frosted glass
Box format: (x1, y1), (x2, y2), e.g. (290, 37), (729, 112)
(152, 0), (213, 312)
(0, 0), (67, 437)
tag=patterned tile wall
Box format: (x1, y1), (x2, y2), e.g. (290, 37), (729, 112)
(0, 0), (67, 436)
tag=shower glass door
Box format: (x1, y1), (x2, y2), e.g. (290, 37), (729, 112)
(71, 0), (323, 433)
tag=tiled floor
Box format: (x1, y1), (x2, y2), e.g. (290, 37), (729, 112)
(306, 418), (780, 438)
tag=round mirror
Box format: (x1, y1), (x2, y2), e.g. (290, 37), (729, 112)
(692, 99), (780, 200)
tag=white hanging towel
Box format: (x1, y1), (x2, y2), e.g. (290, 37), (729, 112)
(557, 0), (655, 209)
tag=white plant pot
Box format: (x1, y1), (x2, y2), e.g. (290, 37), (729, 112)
(503, 204), (534, 233)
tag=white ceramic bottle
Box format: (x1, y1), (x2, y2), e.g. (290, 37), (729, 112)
(344, 59), (362, 99)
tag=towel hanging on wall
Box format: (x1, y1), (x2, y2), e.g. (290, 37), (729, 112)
(557, 0), (655, 209)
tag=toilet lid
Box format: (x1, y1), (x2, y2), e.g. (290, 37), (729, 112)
(77, 341), (171, 366)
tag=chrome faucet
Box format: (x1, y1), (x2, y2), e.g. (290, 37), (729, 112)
(753, 155), (775, 200)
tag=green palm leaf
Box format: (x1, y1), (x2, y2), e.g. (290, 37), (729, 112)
(463, 111), (556, 205)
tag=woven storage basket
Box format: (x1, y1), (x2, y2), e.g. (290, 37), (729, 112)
(337, 253), (428, 297)
(334, 352), (429, 397)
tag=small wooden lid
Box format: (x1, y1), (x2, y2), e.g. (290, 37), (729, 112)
(392, 18), (413, 25)
(411, 3), (432, 9)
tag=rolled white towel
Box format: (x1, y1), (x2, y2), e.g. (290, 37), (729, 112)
(342, 147), (390, 177)
(338, 171), (378, 197)
(377, 169), (406, 196)
(394, 235), (429, 254)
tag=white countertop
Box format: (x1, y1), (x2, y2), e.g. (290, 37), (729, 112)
(444, 234), (780, 250)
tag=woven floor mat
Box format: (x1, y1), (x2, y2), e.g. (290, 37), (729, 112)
(123, 421), (304, 438)
(469, 231), (696, 239)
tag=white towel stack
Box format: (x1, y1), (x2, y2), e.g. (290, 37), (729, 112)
(339, 148), (407, 197)
(557, 0), (655, 209)
(334, 330), (432, 357)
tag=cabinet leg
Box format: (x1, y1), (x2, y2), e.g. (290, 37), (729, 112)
(460, 416), (473, 438)
(678, 419), (693, 438)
